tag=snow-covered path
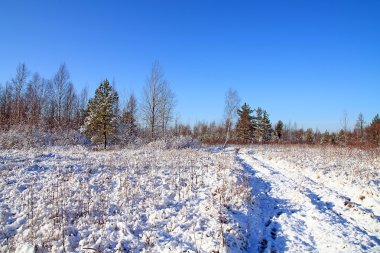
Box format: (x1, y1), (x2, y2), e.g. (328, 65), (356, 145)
(238, 149), (380, 253)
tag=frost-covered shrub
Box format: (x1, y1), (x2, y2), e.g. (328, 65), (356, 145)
(147, 136), (201, 150)
(0, 127), (89, 149)
(168, 136), (201, 149)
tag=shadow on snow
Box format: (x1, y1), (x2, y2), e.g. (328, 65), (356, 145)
(237, 155), (290, 253)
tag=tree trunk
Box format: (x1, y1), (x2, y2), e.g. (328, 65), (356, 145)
(104, 132), (107, 149)
(223, 122), (230, 149)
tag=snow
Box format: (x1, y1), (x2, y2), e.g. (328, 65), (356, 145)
(238, 145), (380, 252)
(0, 146), (251, 252)
(1, 144), (379, 252)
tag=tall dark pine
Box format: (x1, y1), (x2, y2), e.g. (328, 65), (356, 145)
(236, 103), (254, 143)
(275, 120), (284, 140)
(367, 114), (380, 146)
(81, 79), (119, 149)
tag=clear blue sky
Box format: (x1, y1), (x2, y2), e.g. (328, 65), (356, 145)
(1, 0), (379, 131)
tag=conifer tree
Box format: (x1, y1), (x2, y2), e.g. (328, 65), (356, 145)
(81, 79), (119, 149)
(122, 94), (138, 143)
(367, 114), (380, 145)
(305, 128), (314, 144)
(253, 107), (263, 142)
(262, 110), (272, 142)
(337, 129), (346, 144)
(275, 120), (284, 140)
(321, 130), (330, 144)
(236, 103), (254, 143)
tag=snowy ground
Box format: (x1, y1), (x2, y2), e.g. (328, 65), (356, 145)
(0, 146), (251, 253)
(238, 145), (380, 253)
(1, 144), (379, 252)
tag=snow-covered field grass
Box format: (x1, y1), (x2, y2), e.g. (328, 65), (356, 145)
(1, 144), (380, 253)
(0, 146), (251, 253)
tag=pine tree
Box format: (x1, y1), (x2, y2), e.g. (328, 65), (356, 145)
(253, 107), (263, 142)
(81, 79), (119, 149)
(122, 94), (138, 143)
(371, 114), (380, 125)
(275, 120), (284, 140)
(304, 128), (314, 144)
(236, 103), (254, 143)
(337, 129), (346, 144)
(262, 110), (272, 142)
(367, 113), (380, 146)
(321, 130), (330, 144)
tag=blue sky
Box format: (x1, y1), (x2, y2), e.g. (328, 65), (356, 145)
(0, 0), (379, 131)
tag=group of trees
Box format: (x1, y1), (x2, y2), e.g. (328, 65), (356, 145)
(1, 63), (379, 148)
(141, 62), (175, 141)
(78, 62), (176, 148)
(235, 103), (272, 143)
(270, 114), (380, 146)
(0, 63), (88, 131)
(0, 62), (176, 148)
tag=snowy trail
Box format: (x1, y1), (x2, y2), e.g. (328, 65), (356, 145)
(238, 149), (380, 253)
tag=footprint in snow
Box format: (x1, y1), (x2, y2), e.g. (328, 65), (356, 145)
(271, 227), (277, 240)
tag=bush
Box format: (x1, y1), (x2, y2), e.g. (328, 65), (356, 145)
(0, 126), (89, 149)
(147, 136), (201, 150)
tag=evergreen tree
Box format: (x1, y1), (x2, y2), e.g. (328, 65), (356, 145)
(253, 107), (263, 142)
(275, 120), (284, 140)
(81, 79), (119, 149)
(337, 129), (346, 144)
(304, 128), (314, 144)
(236, 103), (254, 143)
(122, 94), (138, 143)
(321, 130), (330, 144)
(371, 113), (380, 125)
(262, 110), (272, 142)
(367, 114), (380, 145)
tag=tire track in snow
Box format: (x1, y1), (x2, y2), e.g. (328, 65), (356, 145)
(238, 149), (380, 253)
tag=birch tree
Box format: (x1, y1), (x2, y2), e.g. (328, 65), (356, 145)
(53, 64), (70, 125)
(141, 62), (174, 141)
(223, 88), (240, 147)
(12, 63), (29, 125)
(159, 83), (175, 140)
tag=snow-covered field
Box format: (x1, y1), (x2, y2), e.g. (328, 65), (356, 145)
(0, 145), (251, 253)
(1, 144), (379, 252)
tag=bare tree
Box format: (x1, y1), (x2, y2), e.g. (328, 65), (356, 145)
(0, 84), (5, 128)
(341, 110), (349, 132)
(354, 113), (365, 141)
(44, 79), (57, 129)
(25, 73), (44, 126)
(63, 82), (77, 128)
(53, 64), (70, 125)
(223, 88), (240, 147)
(141, 62), (168, 141)
(12, 63), (29, 124)
(77, 87), (88, 127)
(0, 82), (13, 129)
(159, 82), (175, 140)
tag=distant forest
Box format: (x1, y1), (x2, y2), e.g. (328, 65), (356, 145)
(0, 63), (379, 148)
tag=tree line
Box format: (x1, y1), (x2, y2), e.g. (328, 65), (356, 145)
(1, 63), (379, 148)
(0, 63), (88, 130)
(0, 62), (176, 148)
